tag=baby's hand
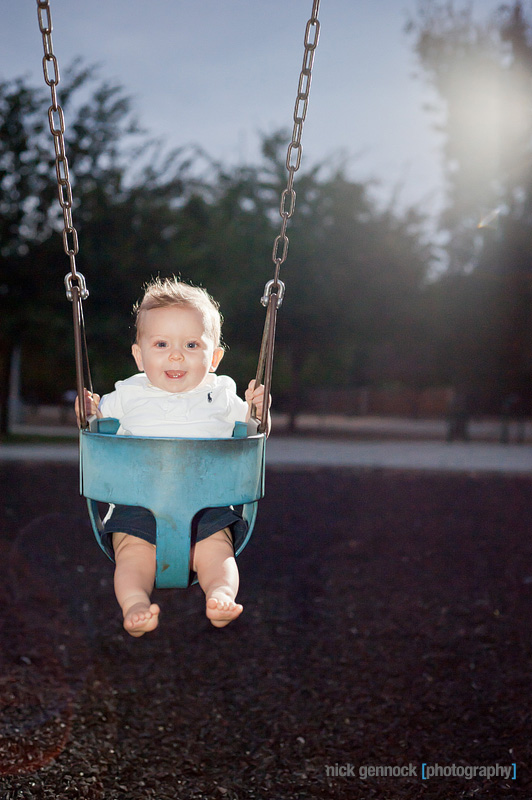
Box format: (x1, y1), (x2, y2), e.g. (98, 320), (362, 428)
(74, 388), (102, 427)
(245, 381), (271, 431)
(245, 381), (265, 416)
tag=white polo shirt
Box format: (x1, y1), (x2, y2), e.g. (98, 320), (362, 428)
(98, 372), (249, 438)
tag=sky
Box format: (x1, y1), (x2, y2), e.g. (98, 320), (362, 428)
(5, 1), (503, 229)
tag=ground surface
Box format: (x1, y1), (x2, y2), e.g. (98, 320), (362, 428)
(1, 462), (532, 799)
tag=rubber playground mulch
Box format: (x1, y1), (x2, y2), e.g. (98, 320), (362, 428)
(1, 460), (532, 799)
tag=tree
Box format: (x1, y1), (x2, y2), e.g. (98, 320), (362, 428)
(409, 1), (532, 267)
(2, 66), (433, 432)
(408, 1), (532, 407)
(241, 135), (433, 419)
(0, 65), (187, 431)
(0, 77), (52, 433)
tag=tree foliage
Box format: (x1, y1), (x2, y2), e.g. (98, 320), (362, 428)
(1, 64), (433, 431)
(408, 0), (532, 406)
(409, 1), (532, 267)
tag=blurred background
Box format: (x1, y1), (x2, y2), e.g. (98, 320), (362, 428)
(1, 0), (531, 439)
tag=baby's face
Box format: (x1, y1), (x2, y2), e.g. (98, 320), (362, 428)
(131, 306), (223, 393)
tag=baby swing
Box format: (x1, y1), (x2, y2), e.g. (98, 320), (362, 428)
(36, 0), (321, 588)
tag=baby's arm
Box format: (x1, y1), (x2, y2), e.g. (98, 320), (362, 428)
(75, 388), (103, 428)
(245, 381), (271, 436)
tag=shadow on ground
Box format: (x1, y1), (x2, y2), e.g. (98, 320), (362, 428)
(1, 462), (531, 799)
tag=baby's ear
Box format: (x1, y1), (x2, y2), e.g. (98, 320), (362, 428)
(132, 343), (144, 371)
(210, 347), (224, 372)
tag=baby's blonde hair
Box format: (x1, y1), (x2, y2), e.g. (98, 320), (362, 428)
(134, 276), (223, 346)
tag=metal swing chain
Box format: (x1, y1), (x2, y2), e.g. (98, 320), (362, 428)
(37, 0), (319, 432)
(253, 0), (321, 432)
(36, 0), (92, 428)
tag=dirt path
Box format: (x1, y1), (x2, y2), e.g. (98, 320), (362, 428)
(1, 463), (531, 798)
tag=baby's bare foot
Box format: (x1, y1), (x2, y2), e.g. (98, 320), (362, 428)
(123, 602), (160, 637)
(206, 595), (243, 628)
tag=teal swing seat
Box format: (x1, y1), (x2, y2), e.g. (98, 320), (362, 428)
(80, 418), (266, 588)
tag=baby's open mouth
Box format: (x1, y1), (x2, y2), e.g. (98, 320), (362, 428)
(165, 371), (186, 379)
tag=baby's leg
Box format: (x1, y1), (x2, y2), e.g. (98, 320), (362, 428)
(193, 528), (242, 628)
(113, 532), (160, 637)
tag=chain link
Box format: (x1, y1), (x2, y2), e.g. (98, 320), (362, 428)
(37, 0), (319, 430)
(261, 0), (320, 309)
(36, 0), (88, 300)
(254, 0), (320, 432)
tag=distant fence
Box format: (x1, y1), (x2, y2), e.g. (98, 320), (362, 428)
(304, 387), (453, 418)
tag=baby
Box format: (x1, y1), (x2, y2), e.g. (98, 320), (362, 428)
(77, 277), (268, 637)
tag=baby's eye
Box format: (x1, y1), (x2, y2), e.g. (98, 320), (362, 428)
(186, 341), (199, 349)
(154, 341), (168, 348)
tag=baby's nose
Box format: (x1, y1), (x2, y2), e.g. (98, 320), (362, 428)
(169, 348), (184, 361)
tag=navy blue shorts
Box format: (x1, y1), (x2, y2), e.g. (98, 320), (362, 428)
(100, 503), (248, 560)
